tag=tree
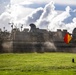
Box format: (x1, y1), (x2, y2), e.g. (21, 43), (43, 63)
(21, 24), (23, 31)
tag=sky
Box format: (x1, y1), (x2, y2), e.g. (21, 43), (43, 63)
(0, 0), (76, 33)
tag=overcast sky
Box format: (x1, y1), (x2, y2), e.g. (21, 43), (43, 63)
(0, 0), (76, 32)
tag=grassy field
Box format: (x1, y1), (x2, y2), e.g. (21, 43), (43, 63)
(0, 53), (76, 75)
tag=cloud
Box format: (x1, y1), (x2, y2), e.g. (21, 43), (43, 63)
(10, 4), (35, 23)
(47, 5), (76, 33)
(0, 2), (35, 30)
(48, 6), (71, 31)
(0, 0), (11, 31)
(55, 4), (76, 11)
(11, 0), (76, 5)
(36, 2), (57, 29)
(11, 0), (33, 5)
(53, 0), (76, 5)
(34, 2), (76, 33)
(0, 0), (76, 33)
(73, 18), (76, 23)
(11, 0), (76, 11)
(0, 11), (11, 31)
(0, 0), (10, 15)
(21, 7), (43, 28)
(65, 17), (76, 33)
(10, 1), (76, 33)
(63, 10), (76, 24)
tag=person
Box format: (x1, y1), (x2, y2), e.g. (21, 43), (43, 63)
(72, 58), (74, 63)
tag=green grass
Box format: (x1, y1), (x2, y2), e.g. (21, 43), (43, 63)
(0, 53), (76, 75)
